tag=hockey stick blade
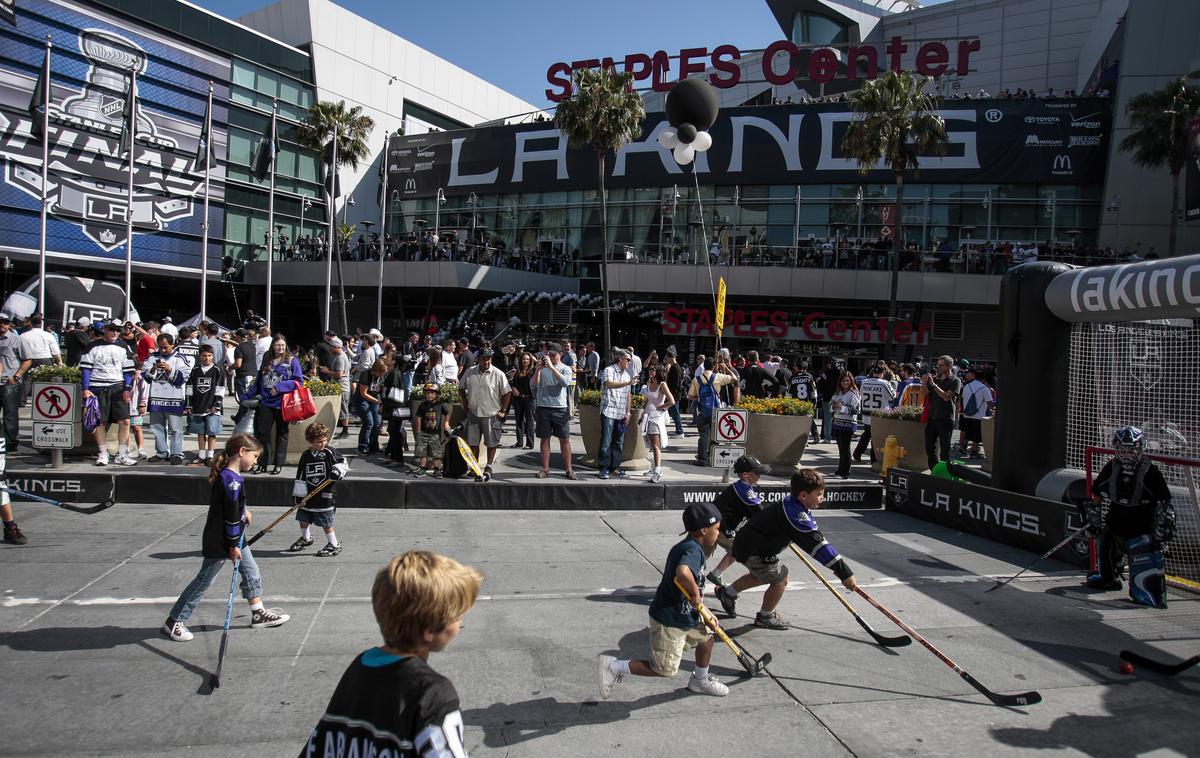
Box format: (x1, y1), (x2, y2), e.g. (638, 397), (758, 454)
(853, 615), (912, 647)
(60, 498), (116, 515)
(961, 671), (1043, 706)
(0, 484), (116, 515)
(1120, 650), (1200, 676)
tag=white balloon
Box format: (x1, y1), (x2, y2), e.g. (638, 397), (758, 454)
(657, 128), (679, 149)
(692, 131), (713, 152)
(673, 144), (695, 165)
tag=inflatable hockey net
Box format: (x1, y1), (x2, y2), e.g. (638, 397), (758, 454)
(1067, 320), (1200, 591)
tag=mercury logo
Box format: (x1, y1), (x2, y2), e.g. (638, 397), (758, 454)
(984, 109), (1002, 123)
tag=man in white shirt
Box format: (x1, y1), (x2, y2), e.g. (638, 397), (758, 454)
(159, 316), (178, 340)
(957, 366), (994, 458)
(459, 349), (511, 476)
(18, 313), (62, 367)
(252, 325), (272, 369)
(854, 367), (898, 464)
(440, 340), (459, 383)
(626, 346), (642, 386)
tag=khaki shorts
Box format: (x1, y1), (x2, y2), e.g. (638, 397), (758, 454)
(744, 555), (789, 584)
(649, 618), (711, 676)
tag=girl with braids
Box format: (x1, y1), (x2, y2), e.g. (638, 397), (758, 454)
(244, 334), (306, 474)
(162, 434), (290, 642)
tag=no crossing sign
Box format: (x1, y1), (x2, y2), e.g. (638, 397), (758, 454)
(713, 408), (748, 443)
(33, 384), (74, 421)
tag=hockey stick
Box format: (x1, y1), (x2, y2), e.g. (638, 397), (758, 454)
(787, 543), (911, 647)
(210, 533), (245, 689)
(854, 586), (1042, 707)
(674, 577), (771, 677)
(985, 524), (1090, 593)
(0, 482), (116, 515)
(244, 478), (334, 547)
(1119, 650), (1200, 676)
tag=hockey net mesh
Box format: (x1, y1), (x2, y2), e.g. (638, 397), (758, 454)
(1069, 320), (1200, 590)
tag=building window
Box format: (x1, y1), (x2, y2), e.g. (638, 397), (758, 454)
(791, 12), (848, 46)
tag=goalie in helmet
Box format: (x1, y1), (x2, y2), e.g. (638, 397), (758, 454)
(1084, 426), (1175, 608)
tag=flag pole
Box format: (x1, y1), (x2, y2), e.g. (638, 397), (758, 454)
(36, 35), (51, 317)
(200, 81), (213, 322)
(376, 137), (387, 330)
(323, 131), (337, 333)
(123, 66), (137, 320)
(265, 100), (277, 328)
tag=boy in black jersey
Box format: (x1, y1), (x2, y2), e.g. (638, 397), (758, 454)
(413, 383), (451, 478)
(301, 550), (481, 757)
(290, 423), (349, 557)
(184, 345), (224, 465)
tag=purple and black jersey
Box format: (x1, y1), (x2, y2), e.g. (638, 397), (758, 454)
(734, 495), (853, 581)
(713, 479), (764, 535)
(201, 468), (247, 559)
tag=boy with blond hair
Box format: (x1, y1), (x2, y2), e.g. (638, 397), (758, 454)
(302, 550), (482, 756)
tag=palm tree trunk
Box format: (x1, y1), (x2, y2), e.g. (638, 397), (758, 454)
(597, 150), (611, 358)
(335, 238), (349, 333)
(887, 170), (905, 363)
(1169, 168), (1180, 258)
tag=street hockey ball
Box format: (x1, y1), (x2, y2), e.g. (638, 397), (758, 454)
(1119, 661), (1134, 675)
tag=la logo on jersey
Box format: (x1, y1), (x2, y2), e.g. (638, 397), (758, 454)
(0, 29), (200, 252)
(304, 461), (326, 486)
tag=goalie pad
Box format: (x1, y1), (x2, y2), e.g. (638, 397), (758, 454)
(1126, 534), (1167, 609)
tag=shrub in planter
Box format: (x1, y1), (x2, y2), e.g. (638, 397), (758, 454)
(304, 378), (344, 397)
(735, 397), (814, 417)
(28, 365), (82, 383)
(577, 389), (646, 409)
(734, 397), (816, 469)
(868, 405), (929, 473)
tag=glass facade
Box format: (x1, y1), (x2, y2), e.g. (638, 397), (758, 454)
(791, 12), (849, 46)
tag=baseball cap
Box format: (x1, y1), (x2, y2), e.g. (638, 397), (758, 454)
(423, 383), (439, 392)
(76, 316), (90, 327)
(546, 342), (562, 353)
(613, 349), (630, 360)
(0, 313), (12, 323)
(162, 316), (172, 323)
(329, 337), (343, 349)
(478, 348), (494, 357)
(681, 502), (721, 533)
(734, 455), (771, 475)
(102, 320), (122, 331)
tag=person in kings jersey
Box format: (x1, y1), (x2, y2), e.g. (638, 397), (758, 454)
(706, 454), (770, 587)
(300, 550), (481, 757)
(1085, 426), (1175, 608)
(184, 344), (225, 466)
(290, 423), (349, 557)
(162, 434), (289, 642)
(854, 366), (897, 464)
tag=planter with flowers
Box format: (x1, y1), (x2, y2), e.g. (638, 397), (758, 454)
(286, 379), (343, 464)
(735, 397), (815, 470)
(980, 414), (995, 472)
(577, 389), (649, 470)
(868, 405), (929, 473)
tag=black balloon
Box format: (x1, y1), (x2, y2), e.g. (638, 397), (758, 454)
(665, 77), (719, 132)
(676, 123), (697, 144)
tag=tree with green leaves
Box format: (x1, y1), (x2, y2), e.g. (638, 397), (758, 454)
(297, 101), (373, 334)
(1118, 77), (1200, 258)
(843, 70), (947, 361)
(553, 67), (645, 356)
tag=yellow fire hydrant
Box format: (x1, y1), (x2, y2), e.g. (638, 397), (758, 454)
(880, 435), (907, 479)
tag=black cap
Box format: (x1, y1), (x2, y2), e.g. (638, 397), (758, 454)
(734, 455), (770, 475)
(546, 342), (562, 353)
(682, 502), (721, 533)
(102, 320), (122, 331)
(478, 348), (494, 357)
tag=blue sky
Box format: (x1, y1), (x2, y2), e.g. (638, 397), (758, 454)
(198, 0), (951, 109)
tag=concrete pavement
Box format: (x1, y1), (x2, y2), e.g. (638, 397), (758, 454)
(1, 503), (1197, 756)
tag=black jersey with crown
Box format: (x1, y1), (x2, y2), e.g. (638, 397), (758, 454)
(301, 651), (466, 758)
(292, 448), (348, 512)
(1094, 458), (1172, 537)
(1, 274), (141, 325)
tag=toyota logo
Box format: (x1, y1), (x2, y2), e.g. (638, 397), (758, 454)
(984, 109), (1002, 123)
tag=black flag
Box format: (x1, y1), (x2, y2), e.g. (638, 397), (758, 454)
(0, 0), (16, 27)
(193, 90), (211, 169)
(27, 41), (47, 141)
(251, 115), (275, 182)
(118, 69), (135, 156)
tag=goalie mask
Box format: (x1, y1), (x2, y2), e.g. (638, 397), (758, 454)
(1112, 426), (1145, 464)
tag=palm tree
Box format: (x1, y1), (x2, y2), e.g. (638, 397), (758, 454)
(297, 100), (374, 334)
(1118, 78), (1200, 258)
(554, 67), (645, 357)
(843, 71), (947, 362)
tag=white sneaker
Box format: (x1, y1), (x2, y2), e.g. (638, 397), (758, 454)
(650, 469), (662, 483)
(114, 452), (137, 467)
(138, 448), (149, 459)
(94, 450), (109, 467)
(597, 654), (622, 700)
(162, 620), (193, 642)
(687, 674), (729, 697)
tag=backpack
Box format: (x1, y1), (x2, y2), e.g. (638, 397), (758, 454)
(698, 372), (722, 417)
(963, 384), (980, 417)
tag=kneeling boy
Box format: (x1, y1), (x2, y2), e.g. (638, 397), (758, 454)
(598, 502), (729, 699)
(715, 468), (857, 630)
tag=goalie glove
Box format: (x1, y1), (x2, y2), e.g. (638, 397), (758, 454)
(331, 460), (350, 480)
(1155, 504), (1176, 543)
(1085, 503), (1104, 536)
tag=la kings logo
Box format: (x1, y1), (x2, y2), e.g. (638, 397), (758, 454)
(304, 460), (327, 486)
(0, 29), (201, 252)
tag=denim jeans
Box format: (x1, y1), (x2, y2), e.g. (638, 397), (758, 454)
(597, 415), (625, 473)
(401, 370), (414, 395)
(668, 403), (684, 436)
(820, 400), (834, 442)
(512, 396), (534, 446)
(357, 399), (382, 452)
(148, 412), (185, 457)
(169, 546), (262, 623)
(0, 380), (20, 448)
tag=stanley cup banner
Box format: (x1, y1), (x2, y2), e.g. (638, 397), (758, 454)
(0, 0), (230, 273)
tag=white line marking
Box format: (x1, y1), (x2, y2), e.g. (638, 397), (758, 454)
(293, 565), (340, 667)
(11, 510), (201, 632)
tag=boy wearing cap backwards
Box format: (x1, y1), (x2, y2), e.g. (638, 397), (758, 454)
(598, 502), (730, 699)
(413, 384), (451, 477)
(715, 468), (857, 630)
(706, 455), (770, 587)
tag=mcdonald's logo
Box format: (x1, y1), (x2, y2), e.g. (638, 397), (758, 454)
(1051, 154), (1072, 175)
(404, 177), (417, 191)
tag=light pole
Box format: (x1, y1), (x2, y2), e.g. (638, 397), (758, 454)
(1107, 194), (1122, 252)
(1044, 192), (1057, 244)
(434, 187), (446, 238)
(793, 186), (801, 266)
(468, 191), (478, 238)
(982, 190), (992, 243)
(343, 196), (356, 224)
(921, 190), (931, 251)
(855, 186), (864, 241)
(299, 196), (312, 243)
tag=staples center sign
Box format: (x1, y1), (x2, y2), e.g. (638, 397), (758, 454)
(546, 37), (982, 101)
(662, 306), (931, 345)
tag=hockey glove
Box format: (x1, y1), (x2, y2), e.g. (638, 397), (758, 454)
(1084, 503), (1103, 537)
(1155, 504), (1176, 543)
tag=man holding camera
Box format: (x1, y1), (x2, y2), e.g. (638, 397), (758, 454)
(922, 355), (962, 471)
(531, 343), (576, 480)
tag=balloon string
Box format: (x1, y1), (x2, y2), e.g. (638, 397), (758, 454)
(692, 164), (720, 356)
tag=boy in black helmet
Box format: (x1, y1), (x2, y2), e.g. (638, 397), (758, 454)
(706, 454), (769, 587)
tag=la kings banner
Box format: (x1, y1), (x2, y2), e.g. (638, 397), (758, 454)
(389, 98), (1110, 199)
(885, 468), (1087, 566)
(0, 0), (231, 274)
